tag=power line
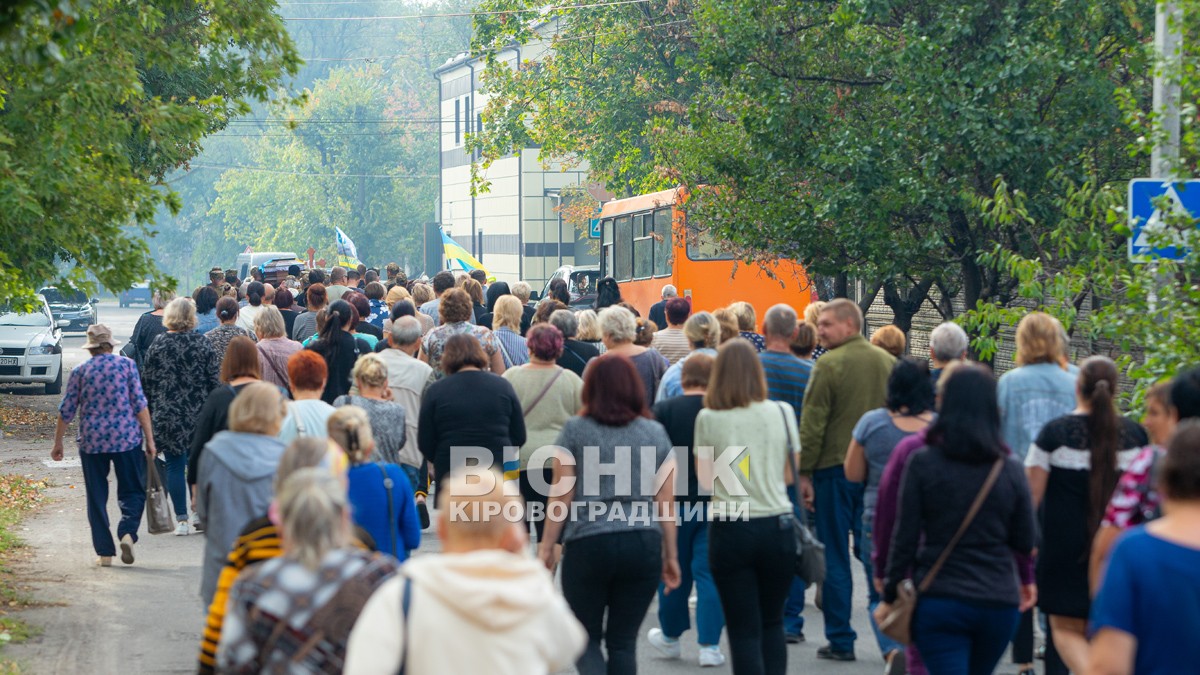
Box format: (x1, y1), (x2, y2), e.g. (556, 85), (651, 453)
(187, 163), (439, 178)
(282, 0), (651, 20)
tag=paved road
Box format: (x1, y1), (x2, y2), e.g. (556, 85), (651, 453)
(0, 303), (1030, 673)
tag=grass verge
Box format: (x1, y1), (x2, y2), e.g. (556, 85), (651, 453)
(0, 475), (48, 673)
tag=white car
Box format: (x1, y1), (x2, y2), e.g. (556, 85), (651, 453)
(0, 296), (65, 394)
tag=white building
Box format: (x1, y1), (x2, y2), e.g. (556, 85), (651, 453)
(434, 31), (599, 290)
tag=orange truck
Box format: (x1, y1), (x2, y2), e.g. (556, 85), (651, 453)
(596, 187), (817, 324)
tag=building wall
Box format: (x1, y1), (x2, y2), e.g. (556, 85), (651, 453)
(436, 36), (598, 290)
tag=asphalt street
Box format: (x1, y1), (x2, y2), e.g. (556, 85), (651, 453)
(0, 303), (1032, 674)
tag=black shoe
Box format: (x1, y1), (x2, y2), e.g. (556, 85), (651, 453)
(417, 500), (430, 530)
(816, 645), (856, 662)
(785, 632), (805, 644)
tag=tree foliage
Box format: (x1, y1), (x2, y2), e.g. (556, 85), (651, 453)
(0, 0), (299, 307)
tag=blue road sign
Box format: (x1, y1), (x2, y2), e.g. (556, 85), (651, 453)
(1128, 178), (1200, 260)
(589, 218), (601, 239)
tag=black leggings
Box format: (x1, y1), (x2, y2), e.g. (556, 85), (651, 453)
(518, 467), (553, 543)
(561, 530), (661, 675)
(709, 515), (795, 675)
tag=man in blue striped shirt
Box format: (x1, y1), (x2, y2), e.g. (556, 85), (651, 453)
(758, 303), (814, 643)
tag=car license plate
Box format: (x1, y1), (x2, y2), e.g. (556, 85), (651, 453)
(0, 357), (16, 366)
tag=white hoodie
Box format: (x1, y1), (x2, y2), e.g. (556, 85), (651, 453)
(343, 549), (586, 675)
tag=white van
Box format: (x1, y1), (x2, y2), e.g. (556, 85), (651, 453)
(234, 252), (298, 281)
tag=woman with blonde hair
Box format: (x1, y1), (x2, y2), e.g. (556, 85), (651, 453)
(575, 309), (605, 353)
(196, 381), (288, 606)
(328, 405), (422, 560)
(142, 297), (220, 535)
(406, 283), (436, 334)
(594, 306), (669, 405)
(870, 324), (906, 358)
(695, 339), (799, 673)
(804, 300), (827, 359)
(655, 311), (720, 401)
(254, 305), (302, 391)
(712, 308), (741, 345)
(728, 301), (765, 352)
(333, 353), (408, 467)
(216, 468), (401, 673)
(493, 295), (530, 367)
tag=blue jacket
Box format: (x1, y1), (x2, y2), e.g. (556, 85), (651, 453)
(347, 462), (422, 561)
(997, 362), (1078, 461)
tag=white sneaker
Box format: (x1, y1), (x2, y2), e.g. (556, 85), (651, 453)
(174, 520), (189, 536)
(191, 512), (204, 532)
(647, 628), (681, 659)
(699, 646), (726, 667)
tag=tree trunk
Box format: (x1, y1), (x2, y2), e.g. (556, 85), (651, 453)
(882, 277), (935, 335)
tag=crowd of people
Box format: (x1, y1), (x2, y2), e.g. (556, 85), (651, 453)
(47, 264), (1200, 675)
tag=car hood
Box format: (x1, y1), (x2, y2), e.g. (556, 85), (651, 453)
(0, 325), (54, 349)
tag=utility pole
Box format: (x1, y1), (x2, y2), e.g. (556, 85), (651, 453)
(1152, 1), (1183, 179)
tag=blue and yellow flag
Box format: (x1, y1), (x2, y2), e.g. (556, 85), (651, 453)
(335, 226), (362, 269)
(441, 230), (495, 282)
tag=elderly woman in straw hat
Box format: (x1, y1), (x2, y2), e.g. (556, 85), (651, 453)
(52, 324), (157, 567)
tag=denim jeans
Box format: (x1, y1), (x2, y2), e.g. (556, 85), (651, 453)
(709, 515), (794, 675)
(858, 517), (904, 658)
(562, 530), (662, 675)
(657, 511), (724, 646)
(80, 447), (146, 556)
(163, 452), (188, 520)
(913, 596), (1020, 675)
(813, 465), (863, 652)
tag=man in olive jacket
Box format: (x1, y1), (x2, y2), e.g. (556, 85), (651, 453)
(799, 298), (895, 661)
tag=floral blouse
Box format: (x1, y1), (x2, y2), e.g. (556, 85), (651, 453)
(206, 324), (256, 364)
(142, 332), (221, 455)
(422, 321), (500, 382)
(59, 353), (147, 454)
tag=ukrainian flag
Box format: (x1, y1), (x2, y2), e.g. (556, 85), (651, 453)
(441, 230), (495, 282)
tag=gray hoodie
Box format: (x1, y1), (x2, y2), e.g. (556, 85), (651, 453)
(196, 430), (286, 606)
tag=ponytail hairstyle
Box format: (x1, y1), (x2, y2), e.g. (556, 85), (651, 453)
(277, 468), (350, 571)
(1080, 355), (1121, 537)
(327, 405), (375, 465)
(633, 316), (656, 347)
(216, 296), (240, 323)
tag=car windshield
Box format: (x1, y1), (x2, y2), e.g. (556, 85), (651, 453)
(39, 288), (87, 305)
(0, 306), (50, 327)
(569, 271), (600, 304)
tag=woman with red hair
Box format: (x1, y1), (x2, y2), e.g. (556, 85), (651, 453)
(278, 350), (335, 444)
(539, 353), (681, 675)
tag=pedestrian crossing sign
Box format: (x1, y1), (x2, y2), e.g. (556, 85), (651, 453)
(1128, 178), (1200, 261)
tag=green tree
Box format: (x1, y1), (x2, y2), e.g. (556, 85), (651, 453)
(0, 0), (299, 306)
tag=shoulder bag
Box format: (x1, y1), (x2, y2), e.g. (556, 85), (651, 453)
(144, 454), (174, 535)
(778, 403), (826, 586)
(376, 463), (397, 557)
(522, 368), (566, 417)
(877, 456), (1006, 645)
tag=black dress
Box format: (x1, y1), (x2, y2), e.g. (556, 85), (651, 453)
(141, 333), (220, 456)
(1030, 413), (1147, 618)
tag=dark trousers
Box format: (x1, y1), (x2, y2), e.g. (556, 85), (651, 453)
(562, 530), (661, 675)
(518, 467), (553, 543)
(80, 448), (146, 557)
(709, 515), (795, 675)
(813, 465), (864, 652)
(913, 596), (1020, 675)
(163, 452), (188, 519)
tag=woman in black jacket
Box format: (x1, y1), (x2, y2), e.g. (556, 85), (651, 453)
(418, 333), (525, 485)
(306, 300), (371, 404)
(877, 365), (1037, 675)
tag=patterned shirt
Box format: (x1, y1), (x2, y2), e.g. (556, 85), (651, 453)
(740, 331), (766, 353)
(650, 327), (691, 366)
(423, 321), (500, 381)
(206, 323), (256, 364)
(58, 353), (148, 454)
(1102, 445), (1165, 529)
(367, 299), (387, 329)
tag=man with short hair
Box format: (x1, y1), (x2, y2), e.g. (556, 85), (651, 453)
(343, 472), (586, 674)
(928, 321), (969, 386)
(757, 303), (815, 642)
(326, 266), (350, 302)
(355, 263), (368, 288)
(510, 281), (536, 335)
(364, 269), (380, 285)
(469, 269), (488, 294)
(648, 284), (678, 331)
(347, 268), (363, 290)
(420, 271), (457, 327)
(385, 262), (401, 284)
(651, 297), (692, 365)
(799, 298), (895, 662)
(379, 316), (434, 526)
(262, 283), (275, 306)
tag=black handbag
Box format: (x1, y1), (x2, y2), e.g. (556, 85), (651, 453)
(778, 402), (826, 586)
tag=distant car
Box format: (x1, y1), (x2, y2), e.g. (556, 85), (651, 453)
(538, 265), (601, 310)
(38, 287), (97, 332)
(119, 282), (153, 308)
(0, 296), (65, 394)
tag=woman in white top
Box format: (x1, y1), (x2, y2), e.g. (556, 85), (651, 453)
(695, 338), (798, 675)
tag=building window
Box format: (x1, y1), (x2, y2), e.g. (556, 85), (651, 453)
(465, 96), (473, 135)
(455, 99), (461, 145)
